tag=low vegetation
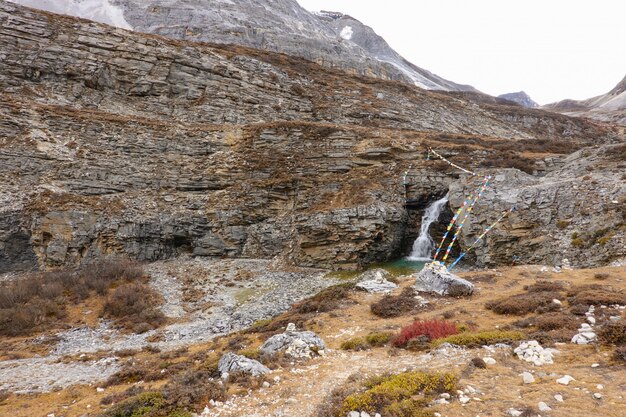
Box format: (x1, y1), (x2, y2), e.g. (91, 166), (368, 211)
(0, 258), (153, 336)
(341, 332), (392, 351)
(393, 320), (459, 348)
(485, 281), (566, 315)
(598, 322), (626, 346)
(103, 282), (165, 333)
(339, 371), (457, 416)
(431, 330), (525, 348)
(370, 287), (422, 318)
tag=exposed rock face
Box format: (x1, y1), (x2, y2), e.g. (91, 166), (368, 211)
(9, 0), (475, 91)
(543, 75), (626, 125)
(498, 91), (539, 108)
(449, 145), (626, 268)
(260, 324), (325, 357)
(0, 1), (622, 272)
(218, 352), (270, 377)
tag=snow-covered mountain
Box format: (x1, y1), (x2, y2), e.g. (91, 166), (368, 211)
(8, 0), (475, 92)
(543, 75), (626, 125)
(497, 91), (538, 108)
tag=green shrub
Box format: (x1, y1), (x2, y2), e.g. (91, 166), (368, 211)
(341, 371), (457, 414)
(100, 391), (166, 417)
(431, 330), (525, 348)
(365, 332), (391, 347)
(341, 337), (369, 351)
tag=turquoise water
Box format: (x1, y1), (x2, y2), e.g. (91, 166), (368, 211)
(325, 258), (427, 280)
(367, 258), (427, 277)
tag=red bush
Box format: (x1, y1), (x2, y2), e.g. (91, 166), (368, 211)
(393, 320), (459, 348)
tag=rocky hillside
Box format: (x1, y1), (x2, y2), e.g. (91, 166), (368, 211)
(10, 0), (475, 91)
(0, 0), (624, 274)
(543, 75), (626, 125)
(498, 91), (539, 108)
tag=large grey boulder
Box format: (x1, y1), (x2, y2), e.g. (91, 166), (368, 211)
(217, 352), (269, 378)
(260, 323), (325, 358)
(413, 263), (474, 296)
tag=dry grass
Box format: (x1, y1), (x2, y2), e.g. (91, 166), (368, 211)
(0, 258), (145, 336)
(102, 282), (166, 333)
(598, 322), (626, 346)
(370, 287), (422, 318)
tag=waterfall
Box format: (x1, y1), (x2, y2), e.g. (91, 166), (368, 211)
(407, 196), (449, 261)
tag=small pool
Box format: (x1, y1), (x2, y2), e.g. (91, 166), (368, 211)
(367, 258), (427, 277)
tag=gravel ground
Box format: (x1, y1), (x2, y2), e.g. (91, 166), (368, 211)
(0, 257), (336, 393)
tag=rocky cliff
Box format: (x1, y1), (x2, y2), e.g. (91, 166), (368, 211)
(10, 0), (476, 91)
(0, 1), (623, 273)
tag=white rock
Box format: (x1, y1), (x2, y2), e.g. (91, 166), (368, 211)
(580, 332), (597, 340)
(274, 376), (281, 383)
(376, 414), (382, 417)
(593, 393), (602, 399)
(552, 299), (562, 305)
(96, 387), (104, 392)
(434, 413), (442, 417)
(361, 412), (371, 417)
(538, 402), (552, 411)
(591, 363), (600, 368)
(522, 372), (535, 384)
(587, 317), (596, 324)
(460, 396), (470, 404)
(580, 323), (592, 330)
(440, 393), (451, 399)
(508, 409), (523, 417)
(349, 412), (359, 417)
(554, 394), (564, 402)
(483, 357), (496, 365)
(597, 384), (603, 390)
(557, 375), (575, 385)
(262, 381), (270, 388)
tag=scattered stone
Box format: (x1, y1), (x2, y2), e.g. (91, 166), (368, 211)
(360, 412), (371, 417)
(587, 317), (596, 324)
(571, 323), (597, 344)
(459, 395), (470, 404)
(217, 352), (269, 377)
(96, 387), (104, 392)
(514, 340), (554, 365)
(413, 262), (474, 296)
(355, 269), (397, 293)
(522, 372), (535, 384)
(508, 409), (523, 417)
(260, 323), (325, 358)
(262, 381), (270, 388)
(593, 393), (602, 399)
(440, 393), (451, 399)
(349, 412), (359, 417)
(552, 299), (562, 305)
(591, 363), (600, 368)
(556, 375), (575, 385)
(483, 357), (496, 365)
(554, 394), (564, 402)
(596, 384), (603, 390)
(538, 401), (552, 411)
(273, 376), (281, 383)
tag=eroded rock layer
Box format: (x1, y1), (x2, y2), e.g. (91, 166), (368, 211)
(0, 1), (623, 272)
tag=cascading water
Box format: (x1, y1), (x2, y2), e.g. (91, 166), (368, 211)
(407, 196), (449, 261)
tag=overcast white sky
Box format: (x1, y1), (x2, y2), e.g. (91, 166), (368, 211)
(299, 0), (626, 104)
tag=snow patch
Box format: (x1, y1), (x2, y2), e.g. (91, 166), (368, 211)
(339, 25), (353, 40)
(9, 0), (133, 30)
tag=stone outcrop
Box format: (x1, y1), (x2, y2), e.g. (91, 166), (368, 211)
(449, 145), (626, 268)
(259, 323), (325, 358)
(0, 1), (623, 272)
(218, 352), (270, 378)
(413, 262), (474, 296)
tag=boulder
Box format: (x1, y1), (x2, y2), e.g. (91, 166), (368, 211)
(356, 269), (398, 293)
(413, 262), (474, 296)
(217, 352), (269, 377)
(260, 323), (325, 358)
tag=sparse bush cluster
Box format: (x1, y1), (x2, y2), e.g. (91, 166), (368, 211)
(103, 283), (165, 333)
(485, 280), (566, 316)
(431, 330), (524, 348)
(370, 287), (422, 318)
(340, 332), (392, 351)
(392, 320), (458, 348)
(0, 258), (153, 336)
